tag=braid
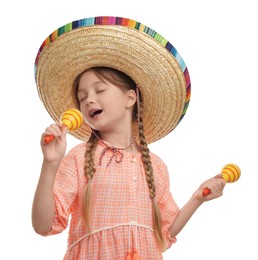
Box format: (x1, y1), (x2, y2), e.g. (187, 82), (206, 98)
(82, 131), (98, 231)
(137, 88), (166, 251)
(138, 120), (156, 200)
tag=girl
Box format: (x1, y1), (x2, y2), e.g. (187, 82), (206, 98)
(32, 17), (225, 260)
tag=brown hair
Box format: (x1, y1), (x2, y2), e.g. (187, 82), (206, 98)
(73, 67), (166, 251)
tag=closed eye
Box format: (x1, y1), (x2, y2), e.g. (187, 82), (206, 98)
(79, 96), (87, 103)
(96, 89), (106, 93)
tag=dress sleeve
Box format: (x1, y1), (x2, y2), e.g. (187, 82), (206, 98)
(155, 160), (179, 250)
(47, 152), (79, 236)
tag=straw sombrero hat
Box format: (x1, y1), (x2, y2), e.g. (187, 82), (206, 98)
(35, 16), (191, 143)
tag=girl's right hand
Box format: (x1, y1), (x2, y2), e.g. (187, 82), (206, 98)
(40, 122), (67, 163)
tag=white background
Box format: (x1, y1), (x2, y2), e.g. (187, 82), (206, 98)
(1, 0), (257, 259)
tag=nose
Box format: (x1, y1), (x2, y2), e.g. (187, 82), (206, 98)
(87, 100), (95, 105)
(85, 93), (96, 105)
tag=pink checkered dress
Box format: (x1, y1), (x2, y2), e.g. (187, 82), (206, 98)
(47, 142), (179, 259)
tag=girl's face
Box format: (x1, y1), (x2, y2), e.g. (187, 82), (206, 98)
(77, 70), (136, 133)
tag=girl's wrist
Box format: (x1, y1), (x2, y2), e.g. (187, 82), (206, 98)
(42, 159), (61, 172)
(191, 192), (204, 207)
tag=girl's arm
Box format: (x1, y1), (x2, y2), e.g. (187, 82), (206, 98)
(32, 123), (67, 235)
(169, 174), (226, 237)
(32, 161), (60, 235)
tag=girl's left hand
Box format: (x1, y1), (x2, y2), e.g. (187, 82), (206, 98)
(195, 174), (226, 202)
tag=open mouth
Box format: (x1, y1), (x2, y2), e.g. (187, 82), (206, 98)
(89, 109), (103, 118)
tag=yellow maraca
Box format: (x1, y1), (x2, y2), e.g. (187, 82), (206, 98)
(43, 108), (83, 144)
(202, 164), (241, 196)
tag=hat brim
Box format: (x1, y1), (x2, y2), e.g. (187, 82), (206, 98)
(35, 16), (191, 143)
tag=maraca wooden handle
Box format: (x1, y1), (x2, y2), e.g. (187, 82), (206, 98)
(202, 188), (211, 196)
(43, 134), (55, 144)
(202, 164), (241, 197)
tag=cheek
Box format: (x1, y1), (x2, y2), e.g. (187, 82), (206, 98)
(108, 98), (126, 111)
(79, 105), (88, 118)
(100, 90), (128, 113)
(79, 103), (84, 112)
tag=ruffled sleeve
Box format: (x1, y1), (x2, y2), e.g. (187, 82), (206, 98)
(47, 151), (79, 236)
(153, 156), (179, 250)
